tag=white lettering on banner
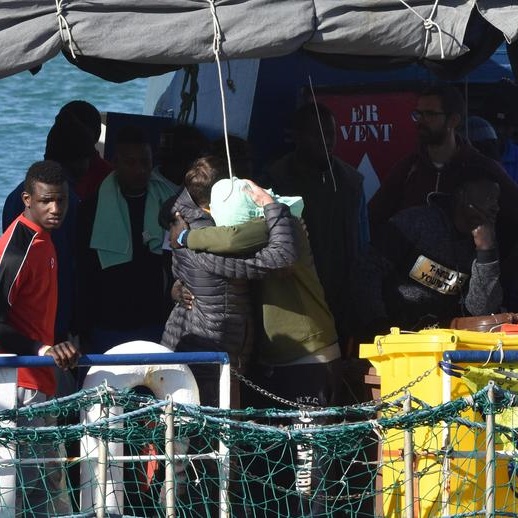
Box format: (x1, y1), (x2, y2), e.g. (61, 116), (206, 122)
(293, 415), (314, 494)
(340, 123), (393, 142)
(340, 104), (393, 142)
(351, 104), (379, 123)
(408, 255), (469, 295)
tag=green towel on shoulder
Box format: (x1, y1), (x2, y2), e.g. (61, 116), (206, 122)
(90, 171), (177, 269)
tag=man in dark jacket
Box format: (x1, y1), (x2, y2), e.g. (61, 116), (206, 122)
(369, 85), (518, 258)
(161, 157), (298, 408)
(354, 175), (502, 340)
(268, 102), (368, 354)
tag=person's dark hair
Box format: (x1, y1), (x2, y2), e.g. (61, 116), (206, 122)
(44, 109), (96, 163)
(116, 125), (151, 147)
(159, 124), (210, 156)
(157, 124), (211, 185)
(59, 100), (102, 142)
(211, 135), (253, 179)
(292, 102), (334, 133)
(420, 85), (465, 118)
(24, 160), (66, 194)
(184, 156), (225, 207)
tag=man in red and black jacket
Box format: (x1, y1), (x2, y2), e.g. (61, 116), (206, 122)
(0, 160), (80, 515)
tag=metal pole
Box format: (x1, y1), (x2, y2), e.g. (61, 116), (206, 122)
(485, 381), (496, 518)
(441, 360), (452, 517)
(403, 391), (414, 518)
(95, 404), (109, 518)
(0, 354), (17, 517)
(165, 398), (176, 518)
(218, 363), (231, 518)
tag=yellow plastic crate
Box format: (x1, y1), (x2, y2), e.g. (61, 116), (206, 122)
(360, 327), (518, 517)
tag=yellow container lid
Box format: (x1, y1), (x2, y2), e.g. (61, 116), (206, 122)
(359, 327), (518, 360)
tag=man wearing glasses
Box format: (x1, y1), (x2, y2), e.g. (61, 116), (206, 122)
(368, 85), (518, 258)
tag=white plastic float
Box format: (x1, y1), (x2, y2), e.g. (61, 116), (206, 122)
(79, 341), (200, 515)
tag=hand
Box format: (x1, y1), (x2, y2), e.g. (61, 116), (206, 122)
(171, 279), (194, 309)
(45, 341), (80, 370)
(242, 179), (274, 207)
(472, 223), (496, 251)
(169, 212), (189, 249)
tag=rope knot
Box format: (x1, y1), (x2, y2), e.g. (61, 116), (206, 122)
(423, 18), (435, 31)
(55, 0), (77, 59)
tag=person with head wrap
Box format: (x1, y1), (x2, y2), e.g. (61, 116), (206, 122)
(354, 173), (502, 339)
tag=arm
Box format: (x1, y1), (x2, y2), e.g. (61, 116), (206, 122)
(0, 320), (79, 369)
(465, 223), (502, 315)
(0, 320), (42, 356)
(186, 219), (269, 254)
(0, 245), (80, 368)
(183, 203), (298, 280)
(465, 257), (502, 316)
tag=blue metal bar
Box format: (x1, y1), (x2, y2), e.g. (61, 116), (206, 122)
(0, 352), (230, 368)
(443, 350), (518, 364)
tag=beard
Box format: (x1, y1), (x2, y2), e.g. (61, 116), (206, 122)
(418, 124), (449, 146)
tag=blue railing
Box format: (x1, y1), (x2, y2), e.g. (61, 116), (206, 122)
(443, 350), (515, 364)
(0, 351), (230, 368)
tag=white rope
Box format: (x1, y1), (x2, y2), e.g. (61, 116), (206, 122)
(398, 0), (445, 60)
(308, 75), (337, 193)
(55, 0), (77, 60)
(207, 0), (234, 182)
(368, 419), (384, 441)
(482, 340), (504, 367)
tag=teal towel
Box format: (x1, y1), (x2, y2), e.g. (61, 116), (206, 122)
(90, 171), (177, 269)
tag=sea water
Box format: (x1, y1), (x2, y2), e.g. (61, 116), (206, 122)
(0, 54), (149, 216)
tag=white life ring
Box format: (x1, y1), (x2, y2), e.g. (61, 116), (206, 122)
(80, 341), (200, 513)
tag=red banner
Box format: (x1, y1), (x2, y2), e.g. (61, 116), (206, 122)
(315, 90), (419, 200)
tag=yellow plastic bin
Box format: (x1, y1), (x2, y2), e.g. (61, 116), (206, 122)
(360, 327), (518, 517)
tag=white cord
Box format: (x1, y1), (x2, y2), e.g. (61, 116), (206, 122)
(207, 0), (234, 182)
(55, 0), (77, 59)
(308, 75), (337, 193)
(398, 0), (445, 60)
(482, 340), (504, 367)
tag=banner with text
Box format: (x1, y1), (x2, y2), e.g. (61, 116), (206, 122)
(315, 90), (419, 201)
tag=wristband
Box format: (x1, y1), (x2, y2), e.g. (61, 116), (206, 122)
(177, 229), (189, 247)
(38, 345), (52, 356)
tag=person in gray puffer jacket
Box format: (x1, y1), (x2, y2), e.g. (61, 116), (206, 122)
(353, 175), (502, 341)
(161, 157), (298, 407)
